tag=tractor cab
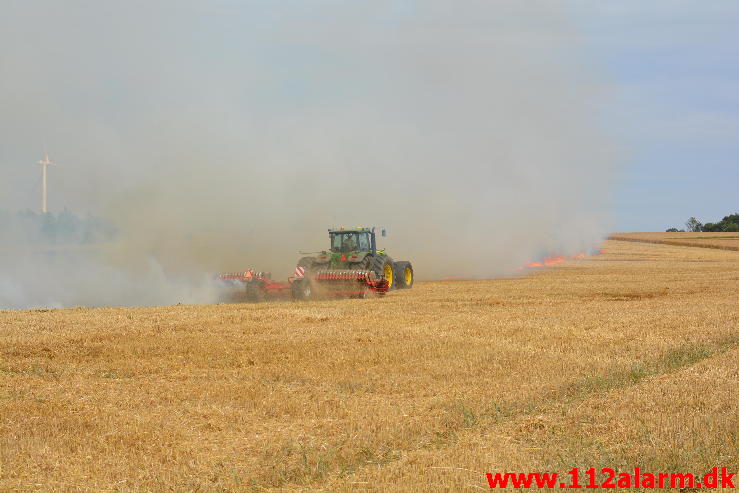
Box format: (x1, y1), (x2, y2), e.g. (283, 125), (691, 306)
(328, 227), (375, 254)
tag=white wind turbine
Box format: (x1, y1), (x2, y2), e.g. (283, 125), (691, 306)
(37, 151), (59, 214)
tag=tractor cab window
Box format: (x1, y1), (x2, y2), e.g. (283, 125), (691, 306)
(330, 233), (358, 252)
(330, 234), (341, 251)
(330, 232), (370, 252)
(358, 233), (370, 251)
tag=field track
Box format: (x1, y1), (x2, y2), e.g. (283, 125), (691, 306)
(1, 240), (737, 491)
(609, 231), (739, 251)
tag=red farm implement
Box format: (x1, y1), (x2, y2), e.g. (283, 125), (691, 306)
(216, 267), (390, 302)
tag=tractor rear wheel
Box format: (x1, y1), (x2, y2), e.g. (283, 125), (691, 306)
(394, 261), (414, 289)
(370, 255), (395, 290)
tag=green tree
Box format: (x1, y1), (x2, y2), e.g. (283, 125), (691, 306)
(718, 213), (739, 232)
(685, 217), (703, 232)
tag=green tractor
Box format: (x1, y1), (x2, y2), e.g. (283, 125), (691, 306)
(292, 227), (413, 299)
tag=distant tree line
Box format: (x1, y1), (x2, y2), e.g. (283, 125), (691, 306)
(667, 213), (739, 233)
(0, 209), (117, 245)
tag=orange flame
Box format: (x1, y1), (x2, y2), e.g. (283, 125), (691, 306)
(543, 255), (564, 265)
(516, 252), (589, 271)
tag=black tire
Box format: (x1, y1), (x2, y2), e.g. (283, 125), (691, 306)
(245, 281), (265, 302)
(359, 254), (374, 271)
(394, 261), (414, 289)
(292, 278), (312, 301)
(369, 255), (395, 290)
(297, 257), (315, 271)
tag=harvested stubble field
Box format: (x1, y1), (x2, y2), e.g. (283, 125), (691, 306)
(1, 240), (738, 492)
(609, 231), (739, 251)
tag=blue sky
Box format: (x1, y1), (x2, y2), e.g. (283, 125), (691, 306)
(571, 2), (738, 230)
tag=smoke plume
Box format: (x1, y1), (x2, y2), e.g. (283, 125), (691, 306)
(0, 1), (615, 308)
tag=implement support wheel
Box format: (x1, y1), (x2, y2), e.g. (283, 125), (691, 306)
(292, 279), (312, 301)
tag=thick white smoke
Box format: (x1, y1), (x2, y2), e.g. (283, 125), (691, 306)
(0, 1), (615, 308)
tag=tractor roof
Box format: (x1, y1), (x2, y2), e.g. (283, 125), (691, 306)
(328, 227), (372, 233)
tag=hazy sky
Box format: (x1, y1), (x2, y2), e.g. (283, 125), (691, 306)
(573, 2), (738, 230)
(1, 0), (736, 233)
